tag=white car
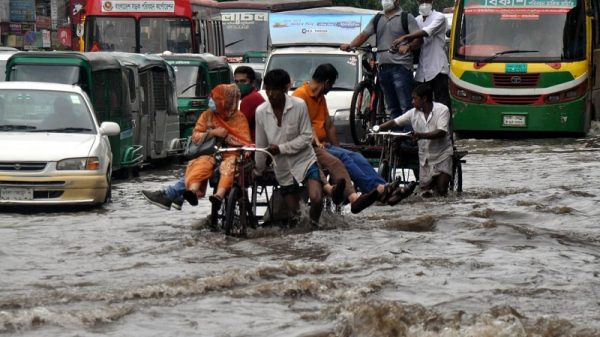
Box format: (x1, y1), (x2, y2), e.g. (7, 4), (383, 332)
(0, 82), (120, 206)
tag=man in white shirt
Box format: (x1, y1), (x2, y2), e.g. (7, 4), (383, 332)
(254, 69), (344, 227)
(391, 0), (450, 109)
(375, 84), (453, 197)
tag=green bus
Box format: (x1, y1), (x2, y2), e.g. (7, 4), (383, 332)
(449, 0), (598, 135)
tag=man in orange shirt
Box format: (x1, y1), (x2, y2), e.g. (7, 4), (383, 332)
(293, 64), (414, 211)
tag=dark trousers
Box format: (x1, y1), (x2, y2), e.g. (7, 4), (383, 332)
(418, 73), (450, 112)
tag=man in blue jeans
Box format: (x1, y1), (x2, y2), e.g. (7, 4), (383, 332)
(293, 63), (417, 208)
(341, 0), (422, 125)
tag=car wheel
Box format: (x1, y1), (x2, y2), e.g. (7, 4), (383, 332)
(104, 168), (112, 203)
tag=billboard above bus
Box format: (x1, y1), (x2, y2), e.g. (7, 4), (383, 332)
(269, 13), (374, 46)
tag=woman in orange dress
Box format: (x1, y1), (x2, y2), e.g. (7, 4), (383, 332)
(184, 84), (252, 204)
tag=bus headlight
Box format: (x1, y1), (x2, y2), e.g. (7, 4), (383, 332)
(450, 82), (485, 103)
(543, 82), (587, 104)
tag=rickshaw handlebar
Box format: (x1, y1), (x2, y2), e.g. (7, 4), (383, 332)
(217, 146), (277, 165)
(367, 130), (413, 138)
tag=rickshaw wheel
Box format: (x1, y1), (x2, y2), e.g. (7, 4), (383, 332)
(224, 186), (246, 236)
(450, 160), (463, 193)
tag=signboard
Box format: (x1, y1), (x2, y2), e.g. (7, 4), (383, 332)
(58, 27), (72, 47)
(10, 0), (36, 22)
(464, 0), (576, 7)
(101, 0), (175, 13)
(270, 13), (374, 46)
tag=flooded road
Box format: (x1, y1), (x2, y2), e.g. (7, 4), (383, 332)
(2, 126), (600, 336)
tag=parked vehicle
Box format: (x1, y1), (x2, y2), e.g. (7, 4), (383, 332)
(159, 53), (232, 138)
(112, 53), (182, 160)
(0, 82), (120, 206)
(5, 51), (144, 175)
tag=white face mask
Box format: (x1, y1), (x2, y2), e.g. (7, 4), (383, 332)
(381, 0), (395, 11)
(419, 3), (433, 16)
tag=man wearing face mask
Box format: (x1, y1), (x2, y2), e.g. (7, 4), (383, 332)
(340, 0), (422, 122)
(234, 66), (265, 142)
(391, 0), (450, 110)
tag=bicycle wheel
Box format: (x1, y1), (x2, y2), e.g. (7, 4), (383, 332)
(450, 159), (463, 194)
(224, 186), (247, 236)
(350, 81), (377, 145)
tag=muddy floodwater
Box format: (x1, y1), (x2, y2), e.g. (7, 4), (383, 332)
(2, 126), (600, 336)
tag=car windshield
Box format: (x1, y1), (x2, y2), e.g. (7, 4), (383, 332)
(0, 90), (95, 134)
(266, 54), (359, 90)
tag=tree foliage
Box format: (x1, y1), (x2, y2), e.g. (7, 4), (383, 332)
(332, 0), (455, 16)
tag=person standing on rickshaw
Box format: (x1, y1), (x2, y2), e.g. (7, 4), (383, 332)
(375, 84), (453, 197)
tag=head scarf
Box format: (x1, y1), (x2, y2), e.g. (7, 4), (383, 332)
(210, 84), (240, 120)
(209, 84), (251, 146)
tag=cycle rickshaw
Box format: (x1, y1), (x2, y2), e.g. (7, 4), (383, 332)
(362, 130), (467, 194)
(208, 146), (345, 236)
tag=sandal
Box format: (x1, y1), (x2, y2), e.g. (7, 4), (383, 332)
(378, 184), (393, 203)
(183, 190), (199, 206)
(209, 195), (223, 207)
(388, 181), (418, 206)
(350, 188), (379, 214)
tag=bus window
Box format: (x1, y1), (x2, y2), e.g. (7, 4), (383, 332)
(87, 17), (136, 52)
(140, 18), (193, 54)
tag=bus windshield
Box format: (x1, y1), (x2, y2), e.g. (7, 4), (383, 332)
(88, 17), (136, 52)
(10, 65), (83, 85)
(454, 1), (584, 62)
(267, 54), (358, 90)
(222, 10), (269, 57)
(140, 17), (193, 53)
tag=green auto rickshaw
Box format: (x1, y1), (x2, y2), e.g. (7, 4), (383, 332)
(112, 52), (182, 161)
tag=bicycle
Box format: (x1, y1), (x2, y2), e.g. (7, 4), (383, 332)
(348, 45), (395, 145)
(211, 146), (276, 236)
